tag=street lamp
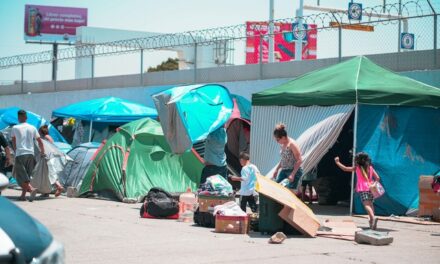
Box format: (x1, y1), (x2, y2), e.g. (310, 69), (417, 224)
(268, 0), (275, 63)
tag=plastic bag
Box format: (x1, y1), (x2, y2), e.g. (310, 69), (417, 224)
(205, 175), (233, 196)
(213, 201), (247, 217)
(30, 158), (52, 194)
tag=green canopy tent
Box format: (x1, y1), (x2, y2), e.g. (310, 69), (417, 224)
(79, 118), (203, 202)
(251, 56), (440, 215)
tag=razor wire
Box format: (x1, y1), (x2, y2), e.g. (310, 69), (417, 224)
(0, 0), (437, 69)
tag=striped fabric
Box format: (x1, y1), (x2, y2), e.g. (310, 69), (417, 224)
(250, 105), (354, 175)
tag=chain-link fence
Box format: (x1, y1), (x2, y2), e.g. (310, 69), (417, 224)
(0, 0), (438, 87)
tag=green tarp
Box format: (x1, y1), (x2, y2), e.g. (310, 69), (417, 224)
(79, 118), (203, 201)
(252, 56), (440, 108)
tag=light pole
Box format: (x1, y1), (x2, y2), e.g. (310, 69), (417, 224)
(268, 0), (275, 63)
(295, 0), (304, 61)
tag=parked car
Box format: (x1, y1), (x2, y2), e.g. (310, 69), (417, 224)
(0, 173), (64, 263)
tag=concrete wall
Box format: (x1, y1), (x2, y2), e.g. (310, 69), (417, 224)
(0, 50), (438, 120)
(400, 69), (440, 87)
(0, 78), (288, 120)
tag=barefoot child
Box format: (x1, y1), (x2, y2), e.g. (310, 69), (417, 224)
(229, 152), (260, 213)
(334, 152), (381, 230)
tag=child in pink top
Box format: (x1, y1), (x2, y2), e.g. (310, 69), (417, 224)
(334, 152), (381, 230)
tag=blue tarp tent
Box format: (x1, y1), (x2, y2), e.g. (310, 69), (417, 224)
(52, 97), (158, 143)
(153, 84), (233, 154)
(355, 105), (440, 215)
(0, 107), (66, 143)
(52, 97), (157, 122)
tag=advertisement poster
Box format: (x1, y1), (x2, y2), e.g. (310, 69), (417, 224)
(245, 21), (317, 64)
(24, 4), (88, 43)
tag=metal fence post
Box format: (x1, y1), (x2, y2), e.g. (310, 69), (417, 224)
(435, 15), (438, 67)
(398, 0), (402, 53)
(21, 63), (24, 94)
(194, 43), (198, 83)
(338, 26), (342, 62)
(331, 12), (342, 62)
(52, 43), (58, 81)
(91, 55), (95, 89)
(259, 35), (263, 79)
(140, 49), (144, 85)
(427, 0), (437, 67)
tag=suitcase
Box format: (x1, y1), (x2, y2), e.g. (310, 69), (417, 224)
(355, 230), (393, 246)
(258, 194), (300, 235)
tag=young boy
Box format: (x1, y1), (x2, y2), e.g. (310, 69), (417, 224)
(229, 152), (260, 213)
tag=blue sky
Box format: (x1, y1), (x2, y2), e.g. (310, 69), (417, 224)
(0, 0), (435, 83)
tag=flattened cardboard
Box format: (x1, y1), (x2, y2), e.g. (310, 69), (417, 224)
(278, 206), (319, 237)
(316, 219), (362, 241)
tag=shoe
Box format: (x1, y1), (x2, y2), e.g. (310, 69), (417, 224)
(372, 217), (379, 230)
(28, 189), (38, 202)
(40, 193), (50, 198)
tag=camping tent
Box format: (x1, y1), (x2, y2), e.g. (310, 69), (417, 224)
(59, 142), (101, 191)
(153, 84), (233, 154)
(52, 97), (158, 143)
(251, 56), (440, 215)
(0, 107), (66, 143)
(78, 118), (204, 202)
(225, 95), (251, 176)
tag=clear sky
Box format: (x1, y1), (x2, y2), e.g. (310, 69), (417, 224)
(0, 0), (436, 83)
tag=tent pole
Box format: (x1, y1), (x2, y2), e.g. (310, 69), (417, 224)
(89, 120), (93, 142)
(349, 103), (359, 216)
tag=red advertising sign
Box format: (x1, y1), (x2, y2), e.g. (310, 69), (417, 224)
(245, 21), (317, 64)
(24, 4), (88, 43)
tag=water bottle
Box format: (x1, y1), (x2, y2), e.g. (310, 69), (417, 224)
(280, 178), (291, 187)
(178, 188), (197, 222)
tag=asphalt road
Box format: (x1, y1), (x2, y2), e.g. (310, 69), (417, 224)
(3, 189), (440, 264)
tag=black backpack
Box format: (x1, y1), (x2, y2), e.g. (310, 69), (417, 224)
(140, 187), (179, 218)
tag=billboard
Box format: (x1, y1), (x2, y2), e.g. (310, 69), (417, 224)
(245, 21), (317, 64)
(24, 4), (88, 43)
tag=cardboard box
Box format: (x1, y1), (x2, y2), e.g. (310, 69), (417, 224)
(432, 208), (440, 222)
(278, 206), (320, 237)
(419, 176), (434, 189)
(198, 195), (235, 213)
(418, 175), (440, 217)
(215, 215), (249, 234)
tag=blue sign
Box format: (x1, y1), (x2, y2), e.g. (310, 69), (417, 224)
(348, 3), (363, 20)
(283, 23), (308, 42)
(400, 33), (415, 50)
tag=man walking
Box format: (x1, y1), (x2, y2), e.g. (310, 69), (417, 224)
(11, 110), (45, 201)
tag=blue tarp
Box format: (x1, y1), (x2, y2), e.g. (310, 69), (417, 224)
(355, 105), (440, 215)
(52, 97), (158, 123)
(153, 84), (233, 154)
(0, 107), (66, 143)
